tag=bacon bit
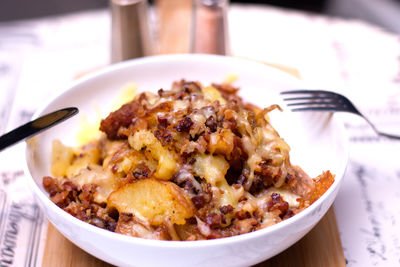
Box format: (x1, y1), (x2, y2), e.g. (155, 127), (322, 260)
(285, 173), (297, 188)
(205, 212), (222, 228)
(249, 175), (265, 194)
(227, 138), (247, 178)
(50, 191), (70, 207)
(220, 205), (234, 215)
(63, 181), (78, 192)
(157, 116), (169, 128)
(111, 164), (119, 173)
(255, 160), (280, 177)
(183, 180), (194, 191)
(267, 193), (289, 218)
(188, 158), (196, 165)
(191, 195), (206, 209)
(79, 184), (96, 207)
(235, 210), (251, 220)
(154, 129), (173, 145)
(82, 183), (96, 192)
(186, 217), (197, 224)
(176, 117), (192, 132)
(267, 193), (281, 209)
(43, 176), (60, 196)
(205, 116), (217, 132)
(282, 209), (295, 220)
(100, 100), (144, 140)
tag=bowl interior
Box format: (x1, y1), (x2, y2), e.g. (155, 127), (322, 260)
(25, 54), (348, 263)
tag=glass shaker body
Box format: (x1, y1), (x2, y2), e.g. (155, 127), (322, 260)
(191, 0), (229, 55)
(110, 0), (152, 63)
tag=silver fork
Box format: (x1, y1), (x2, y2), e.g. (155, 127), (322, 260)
(280, 89), (400, 140)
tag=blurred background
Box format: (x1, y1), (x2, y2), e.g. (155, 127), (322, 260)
(1, 0), (400, 35)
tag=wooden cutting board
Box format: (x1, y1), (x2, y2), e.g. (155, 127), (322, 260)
(42, 1), (345, 266)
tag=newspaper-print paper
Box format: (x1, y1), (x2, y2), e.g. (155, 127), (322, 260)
(0, 5), (399, 266)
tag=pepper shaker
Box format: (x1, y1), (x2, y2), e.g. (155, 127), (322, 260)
(110, 0), (152, 63)
(191, 0), (229, 55)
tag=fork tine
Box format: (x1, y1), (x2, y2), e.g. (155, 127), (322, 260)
(282, 96), (338, 101)
(281, 90), (349, 109)
(281, 90), (345, 101)
(287, 101), (341, 107)
(281, 89), (333, 94)
(290, 106), (350, 112)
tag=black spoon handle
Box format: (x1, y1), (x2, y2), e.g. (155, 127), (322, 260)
(0, 107), (78, 151)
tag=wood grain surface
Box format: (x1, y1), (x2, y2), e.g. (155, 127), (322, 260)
(42, 1), (345, 266)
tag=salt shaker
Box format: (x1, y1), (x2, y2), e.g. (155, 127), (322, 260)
(191, 0), (229, 55)
(110, 0), (152, 63)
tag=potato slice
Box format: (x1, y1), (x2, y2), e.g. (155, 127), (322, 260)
(202, 86), (226, 105)
(192, 154), (238, 209)
(208, 129), (234, 155)
(66, 142), (100, 178)
(128, 130), (178, 180)
(51, 139), (74, 178)
(107, 178), (194, 225)
(193, 154), (229, 185)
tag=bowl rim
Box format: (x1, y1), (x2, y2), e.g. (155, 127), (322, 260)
(24, 53), (349, 249)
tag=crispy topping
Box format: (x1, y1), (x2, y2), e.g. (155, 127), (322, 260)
(44, 80), (334, 241)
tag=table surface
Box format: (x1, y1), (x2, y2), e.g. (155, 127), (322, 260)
(0, 3), (400, 267)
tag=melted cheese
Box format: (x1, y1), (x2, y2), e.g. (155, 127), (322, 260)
(71, 164), (117, 203)
(129, 130), (178, 180)
(193, 154), (229, 185)
(202, 86), (227, 105)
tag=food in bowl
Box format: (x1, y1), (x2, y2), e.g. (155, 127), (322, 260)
(42, 79), (334, 241)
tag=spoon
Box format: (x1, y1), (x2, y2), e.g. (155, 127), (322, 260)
(0, 107), (78, 151)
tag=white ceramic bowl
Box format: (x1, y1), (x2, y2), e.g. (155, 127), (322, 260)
(25, 54), (348, 267)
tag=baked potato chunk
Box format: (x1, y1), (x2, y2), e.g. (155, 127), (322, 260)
(107, 178), (194, 225)
(202, 86), (226, 105)
(51, 139), (74, 177)
(66, 142), (100, 178)
(128, 130), (178, 180)
(193, 154), (229, 186)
